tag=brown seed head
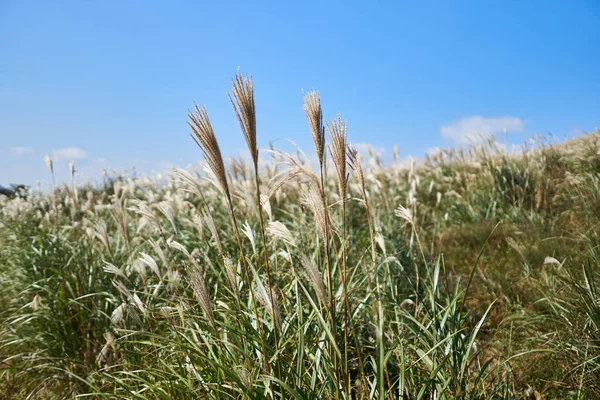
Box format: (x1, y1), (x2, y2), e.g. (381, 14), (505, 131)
(303, 91), (325, 168)
(229, 71), (258, 168)
(188, 104), (231, 202)
(347, 146), (365, 188)
(327, 114), (349, 201)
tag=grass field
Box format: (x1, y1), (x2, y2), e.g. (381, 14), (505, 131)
(2, 75), (600, 399)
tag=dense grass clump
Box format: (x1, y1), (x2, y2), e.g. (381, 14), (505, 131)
(2, 74), (600, 399)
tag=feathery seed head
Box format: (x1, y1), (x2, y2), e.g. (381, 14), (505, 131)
(188, 104), (231, 201)
(253, 278), (282, 332)
(299, 254), (326, 305)
(303, 91), (325, 167)
(347, 146), (365, 188)
(103, 262), (127, 280)
(129, 199), (162, 233)
(166, 239), (189, 256)
(44, 154), (53, 175)
(186, 264), (215, 328)
(203, 210), (224, 255)
(111, 303), (127, 325)
(139, 252), (161, 280)
(267, 220), (296, 247)
(32, 294), (42, 311)
(301, 183), (327, 240)
(69, 161), (76, 180)
(327, 114), (349, 200)
(395, 205), (413, 225)
(192, 214), (204, 241)
(544, 256), (563, 266)
(132, 259), (147, 281)
(174, 168), (204, 198)
(242, 221), (257, 255)
(229, 71), (258, 168)
(223, 255), (239, 296)
(260, 194), (272, 220)
(156, 201), (177, 234)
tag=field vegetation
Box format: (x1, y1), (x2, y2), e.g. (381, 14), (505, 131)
(2, 73), (600, 399)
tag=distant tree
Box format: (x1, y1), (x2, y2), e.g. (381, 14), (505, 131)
(0, 184), (28, 198)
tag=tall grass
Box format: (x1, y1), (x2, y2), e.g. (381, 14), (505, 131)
(1, 74), (600, 399)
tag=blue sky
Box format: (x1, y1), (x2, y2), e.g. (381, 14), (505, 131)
(1, 0), (599, 187)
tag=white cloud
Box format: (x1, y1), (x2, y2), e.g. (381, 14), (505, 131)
(9, 146), (33, 156)
(440, 116), (525, 144)
(53, 147), (87, 160)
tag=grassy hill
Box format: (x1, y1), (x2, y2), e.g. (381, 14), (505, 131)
(1, 85), (600, 398)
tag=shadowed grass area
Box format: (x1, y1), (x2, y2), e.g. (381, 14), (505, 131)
(1, 74), (600, 399)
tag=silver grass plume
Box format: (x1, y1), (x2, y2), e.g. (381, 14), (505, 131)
(395, 205), (414, 225)
(69, 161), (76, 180)
(229, 71), (258, 168)
(96, 332), (115, 367)
(242, 221), (257, 256)
(103, 262), (127, 280)
(43, 154), (53, 175)
(301, 183), (327, 241)
(260, 194), (272, 220)
(128, 199), (162, 233)
(111, 193), (130, 249)
(327, 114), (349, 201)
(223, 255), (239, 296)
(93, 219), (111, 254)
(166, 239), (190, 257)
(31, 294), (42, 311)
(188, 104), (232, 203)
(168, 239), (216, 328)
(113, 280), (146, 316)
(132, 259), (147, 282)
(111, 303), (127, 325)
(299, 254), (327, 306)
(156, 201), (177, 234)
(251, 273), (282, 332)
(174, 168), (204, 198)
(138, 252), (161, 280)
(185, 262), (216, 328)
(266, 220), (296, 247)
(303, 91), (325, 168)
(149, 239), (168, 270)
(192, 214), (204, 241)
(347, 146), (365, 189)
(203, 210), (223, 256)
(167, 240), (216, 328)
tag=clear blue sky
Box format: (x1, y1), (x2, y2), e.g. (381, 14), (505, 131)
(1, 0), (599, 187)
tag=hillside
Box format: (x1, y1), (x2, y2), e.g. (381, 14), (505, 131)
(2, 113), (600, 398)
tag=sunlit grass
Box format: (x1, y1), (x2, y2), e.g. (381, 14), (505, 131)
(1, 74), (600, 399)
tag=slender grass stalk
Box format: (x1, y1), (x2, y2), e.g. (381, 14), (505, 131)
(348, 146), (376, 267)
(44, 154), (58, 227)
(229, 72), (280, 383)
(348, 146), (384, 396)
(44, 154), (55, 191)
(303, 92), (334, 314)
(327, 114), (351, 395)
(303, 92), (343, 392)
(69, 161), (79, 212)
(396, 205), (426, 310)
